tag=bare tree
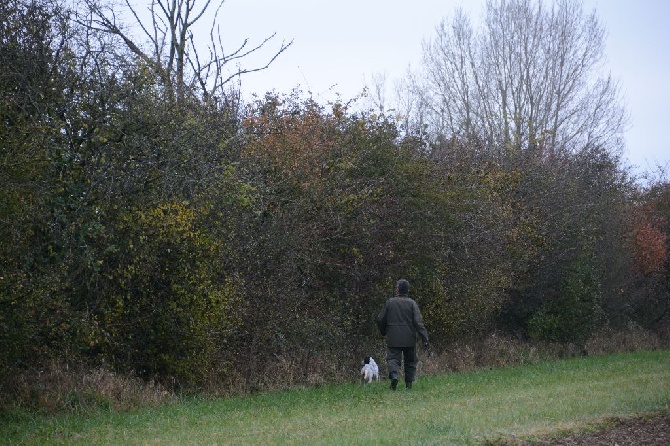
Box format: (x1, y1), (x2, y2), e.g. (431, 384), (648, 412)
(364, 71), (389, 115)
(80, 0), (292, 105)
(411, 0), (627, 156)
(363, 70), (430, 140)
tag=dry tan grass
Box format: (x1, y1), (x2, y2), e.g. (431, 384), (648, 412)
(585, 325), (663, 355)
(421, 326), (667, 377)
(1, 361), (172, 414)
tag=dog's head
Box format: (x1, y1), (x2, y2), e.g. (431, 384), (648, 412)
(363, 356), (372, 365)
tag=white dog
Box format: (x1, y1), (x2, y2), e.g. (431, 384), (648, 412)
(360, 356), (379, 383)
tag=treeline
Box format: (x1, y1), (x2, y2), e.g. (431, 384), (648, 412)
(1, 0), (669, 394)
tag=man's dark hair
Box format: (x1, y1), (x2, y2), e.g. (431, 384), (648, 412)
(397, 279), (410, 296)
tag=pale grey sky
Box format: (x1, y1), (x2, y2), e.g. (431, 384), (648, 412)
(194, 1), (669, 178)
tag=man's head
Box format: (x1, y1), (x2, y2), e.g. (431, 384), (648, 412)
(397, 279), (410, 296)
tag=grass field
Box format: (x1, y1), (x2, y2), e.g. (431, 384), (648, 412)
(2, 350), (669, 445)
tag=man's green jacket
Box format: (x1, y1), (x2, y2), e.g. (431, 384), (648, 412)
(377, 296), (429, 348)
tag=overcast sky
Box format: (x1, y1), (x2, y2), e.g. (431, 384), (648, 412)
(195, 0), (669, 179)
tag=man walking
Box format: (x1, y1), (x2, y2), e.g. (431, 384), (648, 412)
(377, 279), (429, 390)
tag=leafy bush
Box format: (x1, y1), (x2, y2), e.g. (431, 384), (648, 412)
(528, 256), (602, 344)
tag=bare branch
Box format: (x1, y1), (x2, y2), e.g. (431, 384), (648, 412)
(79, 1), (156, 70)
(79, 0), (291, 103)
(218, 38), (292, 86)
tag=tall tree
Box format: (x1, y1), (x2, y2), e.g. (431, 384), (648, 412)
(0, 0), (78, 370)
(411, 0), (627, 156)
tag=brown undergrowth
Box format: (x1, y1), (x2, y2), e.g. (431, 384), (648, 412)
(0, 361), (172, 416)
(1, 325), (666, 416)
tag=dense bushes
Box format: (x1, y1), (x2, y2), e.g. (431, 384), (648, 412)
(1, 0), (668, 407)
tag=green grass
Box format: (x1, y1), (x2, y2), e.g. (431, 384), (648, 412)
(3, 350), (669, 445)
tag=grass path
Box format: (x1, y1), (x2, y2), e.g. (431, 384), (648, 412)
(3, 350), (669, 445)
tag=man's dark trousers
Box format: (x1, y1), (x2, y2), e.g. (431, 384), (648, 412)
(386, 346), (418, 383)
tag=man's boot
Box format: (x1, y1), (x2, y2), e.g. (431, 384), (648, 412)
(389, 373), (398, 390)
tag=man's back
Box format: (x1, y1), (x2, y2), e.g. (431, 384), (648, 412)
(377, 296), (428, 348)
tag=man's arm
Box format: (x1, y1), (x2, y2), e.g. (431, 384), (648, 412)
(413, 301), (429, 345)
(376, 303), (388, 336)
